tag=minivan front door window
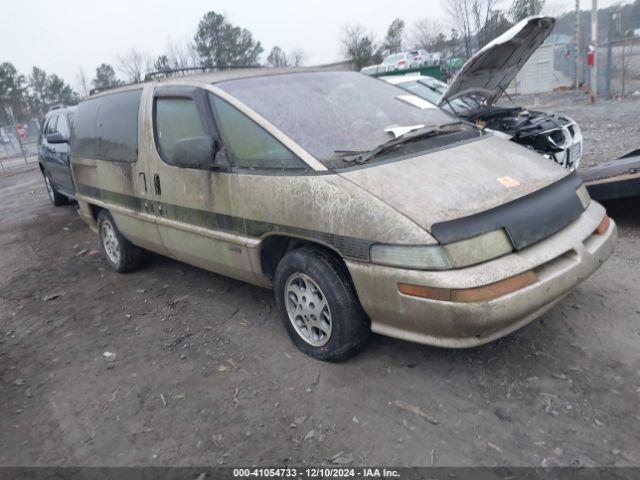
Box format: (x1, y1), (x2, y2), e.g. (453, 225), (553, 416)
(208, 94), (307, 171)
(155, 97), (206, 165)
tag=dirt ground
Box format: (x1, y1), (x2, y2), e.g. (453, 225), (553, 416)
(1, 95), (639, 468)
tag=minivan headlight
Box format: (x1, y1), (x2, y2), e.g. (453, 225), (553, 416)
(370, 229), (513, 270)
(576, 184), (591, 210)
(370, 244), (452, 270)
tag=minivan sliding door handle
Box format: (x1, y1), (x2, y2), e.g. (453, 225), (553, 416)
(153, 174), (161, 195)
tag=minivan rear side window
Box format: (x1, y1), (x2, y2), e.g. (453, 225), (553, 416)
(72, 89), (141, 162)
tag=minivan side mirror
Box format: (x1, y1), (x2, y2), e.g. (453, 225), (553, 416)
(46, 132), (68, 144)
(171, 136), (226, 170)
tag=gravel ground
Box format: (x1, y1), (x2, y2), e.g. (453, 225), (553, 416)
(0, 94), (639, 467)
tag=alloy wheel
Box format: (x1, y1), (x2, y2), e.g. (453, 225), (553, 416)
(101, 220), (121, 265)
(284, 273), (332, 347)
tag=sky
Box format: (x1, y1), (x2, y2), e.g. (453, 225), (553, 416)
(0, 0), (630, 91)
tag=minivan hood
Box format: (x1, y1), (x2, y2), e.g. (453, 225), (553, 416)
(438, 16), (555, 107)
(339, 135), (569, 232)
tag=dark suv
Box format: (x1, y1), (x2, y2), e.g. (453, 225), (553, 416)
(38, 106), (76, 205)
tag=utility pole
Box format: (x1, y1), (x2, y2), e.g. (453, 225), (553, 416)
(590, 0), (598, 103)
(575, 0), (580, 88)
(606, 12), (614, 98)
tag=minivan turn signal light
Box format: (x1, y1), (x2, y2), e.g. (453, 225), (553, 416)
(398, 271), (537, 303)
(595, 215), (610, 235)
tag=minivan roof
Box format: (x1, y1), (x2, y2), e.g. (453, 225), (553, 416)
(87, 67), (329, 99)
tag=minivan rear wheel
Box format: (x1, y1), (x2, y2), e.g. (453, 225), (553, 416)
(274, 247), (370, 361)
(43, 171), (67, 206)
(97, 210), (143, 273)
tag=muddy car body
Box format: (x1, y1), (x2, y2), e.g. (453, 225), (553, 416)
(70, 69), (615, 361)
(383, 16), (583, 170)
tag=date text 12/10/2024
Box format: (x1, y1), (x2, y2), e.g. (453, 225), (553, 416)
(232, 468), (401, 478)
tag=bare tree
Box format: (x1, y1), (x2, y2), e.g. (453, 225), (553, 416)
(341, 24), (381, 70)
(290, 48), (306, 67)
(117, 48), (153, 83)
(509, 0), (545, 21)
(539, 1), (564, 17)
(165, 37), (200, 69)
(447, 0), (504, 55)
(76, 67), (89, 97)
(471, 0), (501, 49)
(411, 18), (445, 50)
(447, 0), (474, 56)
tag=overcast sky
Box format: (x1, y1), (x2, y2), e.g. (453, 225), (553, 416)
(0, 0), (629, 91)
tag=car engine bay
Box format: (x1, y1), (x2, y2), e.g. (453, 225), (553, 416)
(466, 106), (582, 169)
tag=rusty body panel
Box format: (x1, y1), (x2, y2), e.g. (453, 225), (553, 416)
(71, 69), (615, 349)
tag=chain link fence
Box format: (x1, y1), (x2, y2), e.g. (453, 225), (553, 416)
(0, 122), (40, 174)
(552, 10), (640, 99)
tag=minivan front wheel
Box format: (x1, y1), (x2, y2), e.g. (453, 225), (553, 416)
(97, 210), (143, 273)
(274, 247), (370, 361)
(43, 171), (67, 206)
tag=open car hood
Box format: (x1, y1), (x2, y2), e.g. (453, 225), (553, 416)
(438, 16), (556, 107)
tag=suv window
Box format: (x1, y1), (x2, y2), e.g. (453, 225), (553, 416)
(154, 97), (206, 165)
(72, 89), (141, 162)
(44, 116), (57, 136)
(208, 94), (306, 170)
(56, 115), (69, 137)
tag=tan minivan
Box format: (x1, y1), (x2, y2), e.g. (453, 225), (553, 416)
(71, 69), (616, 361)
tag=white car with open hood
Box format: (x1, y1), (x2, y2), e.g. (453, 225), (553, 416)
(382, 16), (583, 170)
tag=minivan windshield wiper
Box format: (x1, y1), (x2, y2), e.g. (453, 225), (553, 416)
(339, 122), (464, 164)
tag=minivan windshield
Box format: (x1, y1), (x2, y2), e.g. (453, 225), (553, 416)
(217, 71), (455, 163)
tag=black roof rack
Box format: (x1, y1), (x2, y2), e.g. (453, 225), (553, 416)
(50, 104), (65, 110)
(144, 65), (261, 81)
(87, 65), (262, 97)
(89, 80), (142, 96)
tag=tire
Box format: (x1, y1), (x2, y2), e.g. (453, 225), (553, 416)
(274, 247), (370, 362)
(43, 170), (67, 206)
(97, 210), (143, 273)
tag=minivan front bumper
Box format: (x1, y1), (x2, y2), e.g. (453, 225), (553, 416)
(346, 201), (616, 348)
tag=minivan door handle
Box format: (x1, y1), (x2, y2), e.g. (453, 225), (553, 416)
(153, 174), (161, 195)
(139, 172), (147, 192)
